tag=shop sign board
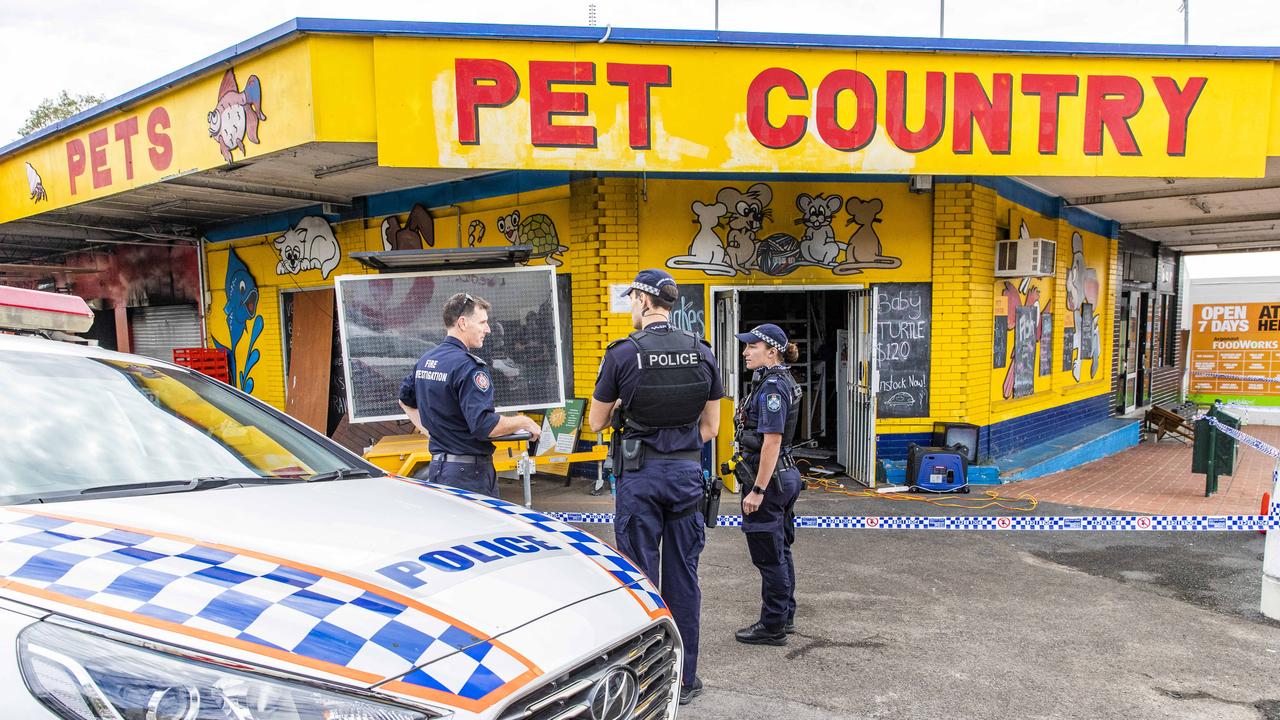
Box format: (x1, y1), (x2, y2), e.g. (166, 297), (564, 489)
(1188, 302), (1280, 407)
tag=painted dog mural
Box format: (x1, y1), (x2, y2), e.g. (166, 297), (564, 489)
(273, 216), (342, 279)
(213, 249), (264, 393)
(666, 183), (903, 277)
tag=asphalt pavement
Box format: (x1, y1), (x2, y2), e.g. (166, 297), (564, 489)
(502, 477), (1280, 720)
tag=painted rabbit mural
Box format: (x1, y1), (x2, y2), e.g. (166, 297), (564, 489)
(381, 204), (435, 251)
(665, 183), (905, 278)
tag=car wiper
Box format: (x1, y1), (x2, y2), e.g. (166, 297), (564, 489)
(305, 468), (375, 483)
(79, 476), (303, 495)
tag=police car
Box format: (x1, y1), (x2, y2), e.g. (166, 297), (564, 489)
(0, 334), (679, 720)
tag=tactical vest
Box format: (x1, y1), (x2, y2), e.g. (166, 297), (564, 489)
(737, 365), (801, 454)
(618, 325), (712, 431)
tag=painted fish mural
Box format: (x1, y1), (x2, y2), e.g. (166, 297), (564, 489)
(208, 68), (266, 164)
(213, 248), (264, 393)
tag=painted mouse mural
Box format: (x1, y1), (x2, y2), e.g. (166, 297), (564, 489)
(666, 200), (733, 276)
(667, 183), (909, 278)
(796, 193), (844, 266)
(833, 198), (903, 275)
(718, 184), (772, 274)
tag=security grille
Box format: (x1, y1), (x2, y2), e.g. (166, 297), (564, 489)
(497, 622), (678, 720)
(129, 305), (201, 361)
(334, 266), (565, 423)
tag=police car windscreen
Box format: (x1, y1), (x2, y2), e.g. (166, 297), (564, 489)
(335, 266), (565, 422)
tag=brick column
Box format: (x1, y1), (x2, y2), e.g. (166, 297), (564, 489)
(929, 182), (997, 430)
(568, 175), (641, 402)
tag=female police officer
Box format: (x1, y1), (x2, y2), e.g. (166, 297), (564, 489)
(733, 323), (802, 646)
(589, 269), (723, 705)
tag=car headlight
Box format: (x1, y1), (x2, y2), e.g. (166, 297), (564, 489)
(18, 621), (444, 720)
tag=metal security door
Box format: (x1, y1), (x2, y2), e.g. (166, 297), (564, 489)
(713, 289), (740, 487)
(847, 289), (878, 486)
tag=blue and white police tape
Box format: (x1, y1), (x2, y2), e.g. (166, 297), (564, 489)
(1193, 372), (1280, 383)
(547, 511), (1280, 531)
(1191, 412), (1280, 459)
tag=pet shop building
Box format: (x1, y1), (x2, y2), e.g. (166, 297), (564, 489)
(3, 20), (1279, 485)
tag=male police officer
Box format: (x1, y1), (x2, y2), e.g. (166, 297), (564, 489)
(588, 269), (723, 706)
(399, 292), (540, 497)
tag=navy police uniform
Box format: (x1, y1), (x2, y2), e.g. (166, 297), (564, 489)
(399, 336), (501, 497)
(593, 271), (723, 695)
(735, 329), (803, 635)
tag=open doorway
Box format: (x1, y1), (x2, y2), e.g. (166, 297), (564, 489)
(712, 287), (878, 485)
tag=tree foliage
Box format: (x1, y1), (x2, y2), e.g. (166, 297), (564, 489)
(18, 90), (105, 136)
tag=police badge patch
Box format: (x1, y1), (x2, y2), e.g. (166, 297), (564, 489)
(766, 393), (783, 412)
(474, 371), (491, 392)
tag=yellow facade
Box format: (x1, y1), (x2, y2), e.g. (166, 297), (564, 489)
(202, 177), (1118, 458)
(203, 186), (570, 410)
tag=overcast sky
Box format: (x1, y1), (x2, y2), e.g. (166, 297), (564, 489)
(4, 0), (1279, 146)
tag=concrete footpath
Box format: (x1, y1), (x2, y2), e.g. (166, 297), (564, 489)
(500, 480), (1280, 719)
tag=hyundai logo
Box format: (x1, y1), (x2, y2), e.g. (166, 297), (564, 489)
(588, 666), (639, 720)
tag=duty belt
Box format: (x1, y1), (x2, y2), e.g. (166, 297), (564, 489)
(433, 453), (489, 464)
(646, 449), (702, 463)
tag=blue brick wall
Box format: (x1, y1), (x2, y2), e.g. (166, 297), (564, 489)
(876, 432), (933, 461)
(877, 394), (1113, 462)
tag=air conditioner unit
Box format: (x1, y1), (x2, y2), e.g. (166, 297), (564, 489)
(994, 236), (1056, 277)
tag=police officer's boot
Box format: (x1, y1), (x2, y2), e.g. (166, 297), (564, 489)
(678, 676), (702, 705)
(784, 616), (796, 634)
(735, 621), (786, 646)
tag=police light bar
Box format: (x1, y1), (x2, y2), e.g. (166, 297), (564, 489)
(0, 286), (94, 334)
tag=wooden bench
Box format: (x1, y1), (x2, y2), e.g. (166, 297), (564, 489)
(1145, 405), (1196, 444)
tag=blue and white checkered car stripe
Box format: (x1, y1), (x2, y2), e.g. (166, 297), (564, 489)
(0, 508), (537, 707)
(414, 482), (669, 618)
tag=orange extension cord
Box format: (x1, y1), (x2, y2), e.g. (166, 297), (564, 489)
(795, 459), (1039, 512)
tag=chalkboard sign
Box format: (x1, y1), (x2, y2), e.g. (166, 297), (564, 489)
(1012, 306), (1037, 398)
(876, 282), (931, 418)
(993, 315), (1008, 368)
(670, 283), (706, 338)
(1062, 326), (1075, 372)
(1039, 312), (1054, 377)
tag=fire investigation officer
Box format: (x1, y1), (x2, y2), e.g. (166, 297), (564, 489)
(588, 269), (723, 706)
(399, 292), (541, 497)
(733, 323), (803, 646)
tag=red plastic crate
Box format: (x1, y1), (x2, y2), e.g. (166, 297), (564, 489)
(172, 347), (230, 384)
